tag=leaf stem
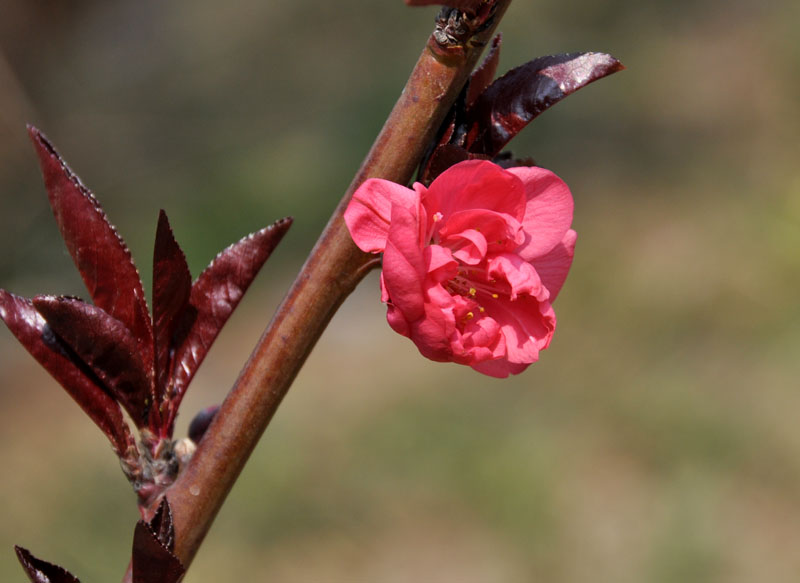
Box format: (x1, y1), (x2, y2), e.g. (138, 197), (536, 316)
(165, 1), (513, 571)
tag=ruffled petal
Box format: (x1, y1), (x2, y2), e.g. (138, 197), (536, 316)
(481, 294), (556, 363)
(402, 283), (456, 362)
(439, 208), (522, 255)
(506, 166), (573, 260)
(456, 315), (505, 363)
(382, 204), (426, 322)
(386, 303), (411, 338)
(532, 229), (576, 301)
(345, 178), (420, 253)
(450, 229), (488, 265)
(471, 358), (530, 378)
(487, 253), (548, 301)
(424, 245), (458, 284)
(425, 160), (526, 223)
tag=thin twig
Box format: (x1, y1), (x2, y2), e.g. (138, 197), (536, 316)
(164, 1), (513, 572)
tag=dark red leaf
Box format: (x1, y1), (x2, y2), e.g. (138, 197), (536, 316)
(461, 52), (624, 156)
(131, 524), (185, 583)
(467, 33), (501, 107)
(149, 497), (175, 551)
(152, 210), (191, 403)
(421, 144), (473, 184)
(33, 295), (153, 426)
(167, 217), (292, 426)
(0, 290), (132, 453)
(132, 499), (184, 583)
(15, 546), (81, 583)
(406, 0), (487, 12)
(28, 127), (153, 360)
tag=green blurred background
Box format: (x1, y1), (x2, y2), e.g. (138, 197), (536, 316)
(1, 0), (799, 581)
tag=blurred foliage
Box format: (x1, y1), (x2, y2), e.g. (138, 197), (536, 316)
(1, 0), (799, 581)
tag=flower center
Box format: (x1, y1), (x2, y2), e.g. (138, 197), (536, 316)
(446, 268), (508, 324)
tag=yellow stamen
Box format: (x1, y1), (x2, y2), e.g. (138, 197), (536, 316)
(465, 311), (474, 320)
(469, 287), (477, 296)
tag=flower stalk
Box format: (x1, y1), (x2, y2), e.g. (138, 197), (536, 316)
(164, 0), (514, 570)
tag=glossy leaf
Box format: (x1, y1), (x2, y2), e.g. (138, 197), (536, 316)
(149, 497), (175, 552)
(466, 33), (501, 106)
(132, 499), (184, 583)
(0, 290), (131, 453)
(28, 127), (154, 360)
(32, 295), (153, 426)
(15, 546), (81, 583)
(152, 210), (191, 404)
(168, 217), (292, 424)
(460, 52), (624, 156)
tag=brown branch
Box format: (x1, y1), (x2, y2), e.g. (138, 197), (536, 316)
(164, 0), (513, 572)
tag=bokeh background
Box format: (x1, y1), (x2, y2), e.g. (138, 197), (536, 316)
(1, 0), (799, 581)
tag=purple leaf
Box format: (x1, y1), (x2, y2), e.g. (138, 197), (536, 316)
(421, 144), (483, 184)
(406, 0), (488, 12)
(467, 34), (501, 107)
(28, 127), (154, 361)
(15, 546), (81, 583)
(32, 295), (153, 426)
(167, 217), (292, 425)
(149, 497), (175, 552)
(461, 52), (624, 156)
(132, 499), (184, 583)
(131, 524), (184, 583)
(0, 290), (132, 454)
(152, 210), (191, 405)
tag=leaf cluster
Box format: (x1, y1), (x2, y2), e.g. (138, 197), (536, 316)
(0, 128), (291, 501)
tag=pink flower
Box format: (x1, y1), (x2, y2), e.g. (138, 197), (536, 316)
(345, 160), (576, 378)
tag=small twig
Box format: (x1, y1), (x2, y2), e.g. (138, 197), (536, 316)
(163, 1), (513, 573)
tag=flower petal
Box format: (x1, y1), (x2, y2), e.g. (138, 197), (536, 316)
(506, 166), (573, 260)
(456, 315), (505, 363)
(411, 298), (457, 362)
(450, 229), (488, 265)
(424, 160), (526, 223)
(345, 178), (419, 253)
(486, 253), (548, 301)
(382, 204), (426, 322)
(471, 358), (529, 378)
(424, 245), (458, 284)
(482, 294), (556, 363)
(386, 303), (410, 338)
(532, 229), (577, 301)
